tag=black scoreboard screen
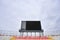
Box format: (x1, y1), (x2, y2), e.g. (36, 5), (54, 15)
(26, 21), (41, 30)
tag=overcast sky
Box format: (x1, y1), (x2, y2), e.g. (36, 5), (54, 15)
(0, 0), (60, 35)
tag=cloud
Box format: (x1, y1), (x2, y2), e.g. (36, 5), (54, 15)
(0, 0), (60, 35)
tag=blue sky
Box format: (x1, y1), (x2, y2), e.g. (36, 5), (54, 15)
(0, 0), (60, 35)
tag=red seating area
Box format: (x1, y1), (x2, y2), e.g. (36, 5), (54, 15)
(12, 36), (52, 40)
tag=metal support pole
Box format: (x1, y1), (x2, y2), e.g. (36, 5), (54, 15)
(20, 32), (23, 36)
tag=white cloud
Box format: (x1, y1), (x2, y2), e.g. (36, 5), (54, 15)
(0, 0), (60, 35)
